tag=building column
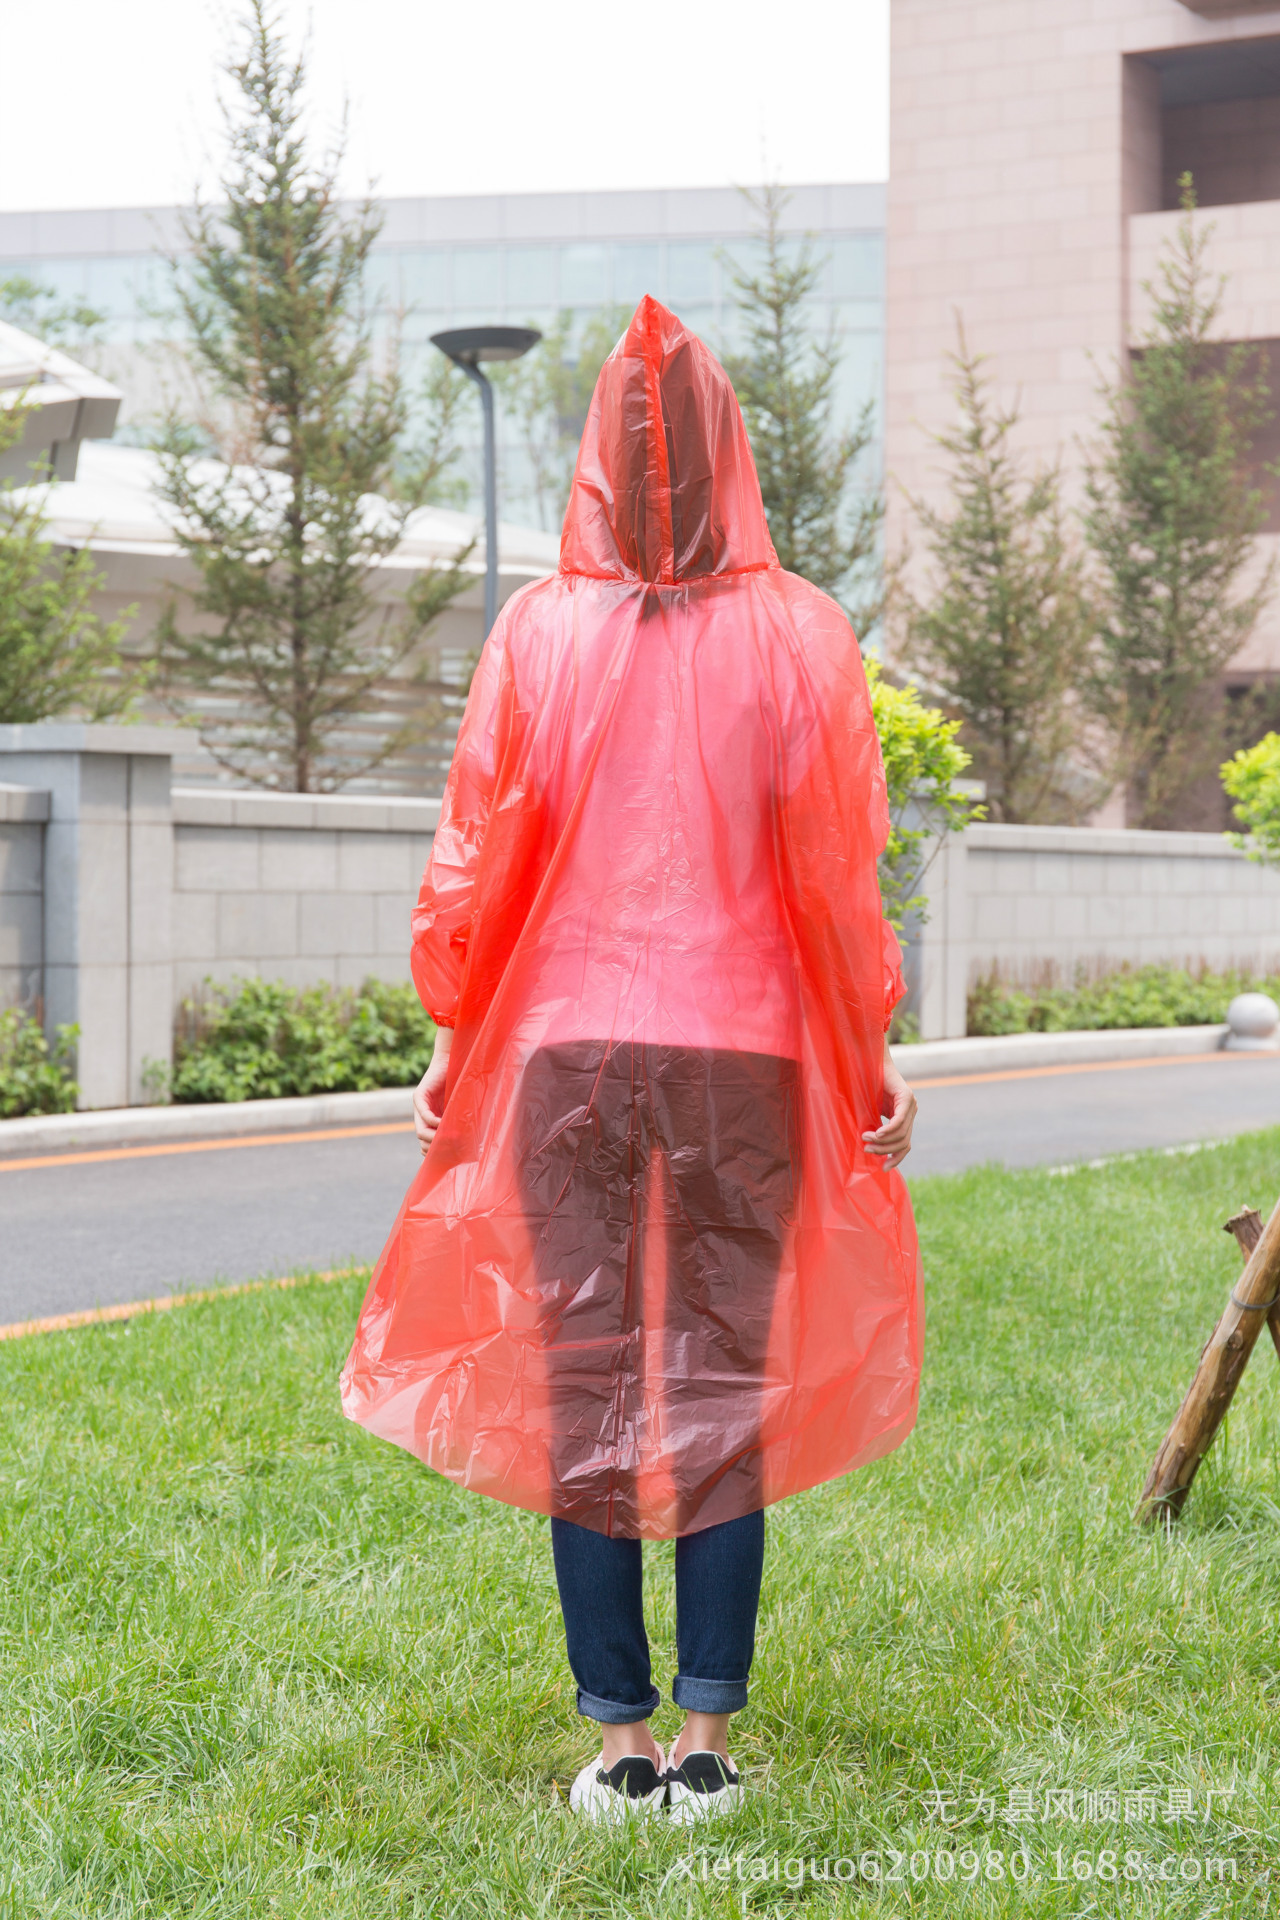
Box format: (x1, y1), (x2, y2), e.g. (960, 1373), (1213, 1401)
(0, 723), (183, 1109)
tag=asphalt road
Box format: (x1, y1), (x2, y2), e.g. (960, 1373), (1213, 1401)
(3, 1052), (1279, 1327)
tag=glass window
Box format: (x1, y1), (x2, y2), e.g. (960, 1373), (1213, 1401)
(668, 301), (715, 342)
(614, 243), (662, 306)
(835, 332), (884, 417)
(560, 244), (609, 305)
(831, 233), (885, 301)
(667, 242), (715, 304)
(89, 255), (171, 328)
(719, 238), (765, 290)
(454, 248), (503, 311)
(362, 250), (400, 312)
(24, 256), (88, 304)
(400, 248), (451, 309)
(831, 299), (883, 334)
(505, 247), (557, 311)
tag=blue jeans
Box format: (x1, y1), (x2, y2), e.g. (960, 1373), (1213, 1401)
(550, 1510), (765, 1724)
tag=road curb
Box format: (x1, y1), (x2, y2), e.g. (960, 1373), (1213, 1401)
(892, 1024), (1231, 1080)
(0, 1025), (1242, 1151)
(0, 1086), (414, 1156)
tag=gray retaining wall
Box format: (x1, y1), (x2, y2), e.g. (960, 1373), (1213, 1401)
(5, 725), (1280, 1103)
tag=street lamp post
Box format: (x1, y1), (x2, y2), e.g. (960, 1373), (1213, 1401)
(430, 325), (541, 639)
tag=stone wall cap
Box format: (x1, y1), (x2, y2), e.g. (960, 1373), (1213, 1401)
(0, 722), (191, 756)
(172, 786), (442, 831)
(892, 1024), (1230, 1079)
(0, 783), (50, 823)
(965, 822), (1245, 858)
(0, 1085), (414, 1154)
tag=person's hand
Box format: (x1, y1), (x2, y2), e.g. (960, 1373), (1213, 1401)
(413, 1026), (454, 1156)
(862, 1038), (917, 1172)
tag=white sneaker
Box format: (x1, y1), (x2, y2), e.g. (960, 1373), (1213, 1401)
(568, 1748), (668, 1823)
(666, 1750), (742, 1823)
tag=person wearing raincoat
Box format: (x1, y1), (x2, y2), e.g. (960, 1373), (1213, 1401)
(341, 297), (922, 1823)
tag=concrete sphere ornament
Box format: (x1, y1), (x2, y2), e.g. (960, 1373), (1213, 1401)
(1223, 993), (1280, 1052)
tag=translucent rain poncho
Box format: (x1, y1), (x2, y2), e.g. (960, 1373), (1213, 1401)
(341, 297), (923, 1539)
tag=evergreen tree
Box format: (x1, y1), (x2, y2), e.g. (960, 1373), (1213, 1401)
(723, 184), (882, 636)
(895, 327), (1099, 824)
(154, 2), (468, 792)
(1085, 177), (1275, 828)
(0, 402), (139, 723)
(493, 307), (629, 532)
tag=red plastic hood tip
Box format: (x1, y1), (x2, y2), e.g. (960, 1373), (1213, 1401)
(559, 295), (778, 585)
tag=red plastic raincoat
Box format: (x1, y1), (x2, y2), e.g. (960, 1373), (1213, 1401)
(341, 298), (923, 1539)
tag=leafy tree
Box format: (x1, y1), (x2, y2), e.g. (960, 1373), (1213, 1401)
(867, 658), (981, 933)
(153, 2), (469, 792)
(1085, 176), (1276, 828)
(0, 275), (106, 350)
(723, 184), (882, 635)
(493, 307), (629, 532)
(894, 326), (1100, 824)
(0, 401), (140, 723)
(1221, 731), (1280, 865)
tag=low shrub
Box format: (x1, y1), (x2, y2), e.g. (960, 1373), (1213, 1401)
(0, 1008), (78, 1118)
(170, 977), (435, 1104)
(967, 962), (1280, 1037)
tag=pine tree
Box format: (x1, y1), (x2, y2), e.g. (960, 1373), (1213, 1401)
(0, 401), (139, 723)
(1085, 176), (1275, 828)
(895, 327), (1099, 824)
(493, 307), (629, 532)
(153, 2), (468, 792)
(723, 185), (882, 635)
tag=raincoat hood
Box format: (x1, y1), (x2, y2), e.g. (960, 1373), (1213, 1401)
(560, 296), (777, 584)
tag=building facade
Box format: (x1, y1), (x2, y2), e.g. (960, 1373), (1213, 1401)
(887, 0), (1280, 821)
(0, 183), (886, 533)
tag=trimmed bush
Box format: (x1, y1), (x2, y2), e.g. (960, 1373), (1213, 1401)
(170, 977), (435, 1105)
(0, 1009), (78, 1118)
(967, 962), (1280, 1038)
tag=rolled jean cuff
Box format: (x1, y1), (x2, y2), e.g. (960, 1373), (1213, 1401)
(576, 1685), (661, 1725)
(672, 1673), (749, 1714)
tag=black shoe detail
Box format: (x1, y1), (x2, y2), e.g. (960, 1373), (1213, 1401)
(598, 1755), (664, 1799)
(667, 1752), (739, 1794)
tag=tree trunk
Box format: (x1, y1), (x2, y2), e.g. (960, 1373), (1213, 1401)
(1134, 1195), (1280, 1525)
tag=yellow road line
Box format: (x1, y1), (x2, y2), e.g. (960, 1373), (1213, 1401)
(0, 1121), (414, 1174)
(909, 1051), (1276, 1090)
(0, 1265), (360, 1344)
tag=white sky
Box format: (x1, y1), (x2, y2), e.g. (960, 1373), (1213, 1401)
(0, 0), (888, 213)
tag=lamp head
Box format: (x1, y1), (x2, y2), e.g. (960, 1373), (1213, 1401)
(431, 326), (542, 367)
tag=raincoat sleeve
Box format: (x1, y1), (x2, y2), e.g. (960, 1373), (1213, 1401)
(780, 590), (906, 1040)
(410, 636), (507, 1028)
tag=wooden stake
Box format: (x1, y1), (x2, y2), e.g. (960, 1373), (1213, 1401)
(1224, 1208), (1280, 1361)
(1135, 1195), (1280, 1526)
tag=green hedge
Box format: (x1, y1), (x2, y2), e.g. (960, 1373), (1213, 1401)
(0, 1009), (78, 1118)
(967, 963), (1280, 1038)
(170, 977), (435, 1104)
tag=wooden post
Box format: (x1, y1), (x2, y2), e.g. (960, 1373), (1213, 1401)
(1135, 1194), (1280, 1526)
(1224, 1208), (1280, 1361)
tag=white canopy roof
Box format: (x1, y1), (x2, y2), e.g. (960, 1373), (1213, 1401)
(22, 440), (561, 592)
(0, 319), (121, 481)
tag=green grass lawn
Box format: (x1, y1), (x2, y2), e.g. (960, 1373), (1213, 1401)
(3, 1135), (1280, 1916)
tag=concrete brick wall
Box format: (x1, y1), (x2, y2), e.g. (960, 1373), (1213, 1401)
(11, 727), (1280, 1099)
(912, 821), (1280, 1039)
(171, 789), (441, 1001)
(0, 785), (48, 1013)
